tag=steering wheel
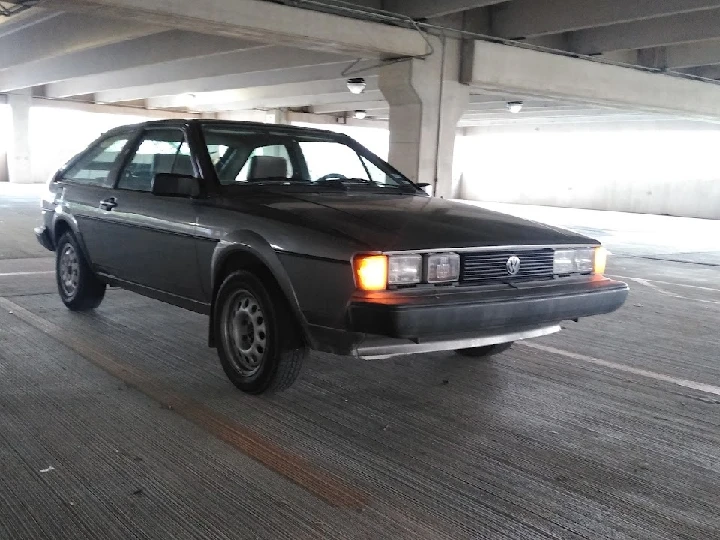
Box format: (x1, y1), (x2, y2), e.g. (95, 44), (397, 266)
(316, 173), (348, 182)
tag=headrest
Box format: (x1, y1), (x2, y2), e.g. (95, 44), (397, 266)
(247, 155), (287, 181)
(153, 153), (194, 177)
(173, 154), (195, 177)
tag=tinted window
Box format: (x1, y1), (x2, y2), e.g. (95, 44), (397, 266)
(117, 129), (191, 192)
(63, 134), (129, 186)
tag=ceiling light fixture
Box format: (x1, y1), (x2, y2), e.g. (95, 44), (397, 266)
(353, 110), (367, 120)
(507, 101), (524, 114)
(347, 77), (366, 94)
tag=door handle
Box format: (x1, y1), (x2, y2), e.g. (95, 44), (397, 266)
(99, 197), (118, 211)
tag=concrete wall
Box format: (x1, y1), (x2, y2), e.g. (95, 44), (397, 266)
(0, 104), (8, 182)
(457, 129), (720, 219)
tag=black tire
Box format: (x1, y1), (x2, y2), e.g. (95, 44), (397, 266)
(456, 342), (513, 358)
(214, 270), (306, 394)
(55, 232), (106, 311)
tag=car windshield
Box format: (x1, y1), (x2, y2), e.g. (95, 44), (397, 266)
(201, 125), (417, 190)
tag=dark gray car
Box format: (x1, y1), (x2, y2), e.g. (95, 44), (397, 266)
(36, 120), (628, 394)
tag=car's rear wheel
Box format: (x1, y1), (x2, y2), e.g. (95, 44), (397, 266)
(56, 232), (106, 311)
(455, 342), (513, 358)
(214, 270), (306, 394)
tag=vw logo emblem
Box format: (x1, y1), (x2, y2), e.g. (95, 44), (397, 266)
(506, 255), (521, 276)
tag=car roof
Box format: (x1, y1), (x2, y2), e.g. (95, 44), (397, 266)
(103, 118), (350, 139)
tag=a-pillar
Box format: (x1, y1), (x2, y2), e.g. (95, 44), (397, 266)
(7, 90), (32, 184)
(379, 37), (469, 198)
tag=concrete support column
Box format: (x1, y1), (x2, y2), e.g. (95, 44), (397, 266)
(266, 109), (288, 124)
(379, 37), (469, 198)
(7, 90), (32, 184)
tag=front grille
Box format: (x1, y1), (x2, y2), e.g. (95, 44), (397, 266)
(461, 248), (555, 285)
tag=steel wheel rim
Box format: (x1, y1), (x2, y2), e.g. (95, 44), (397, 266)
(221, 289), (268, 377)
(59, 244), (80, 298)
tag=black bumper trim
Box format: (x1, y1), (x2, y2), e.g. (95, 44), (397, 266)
(348, 277), (629, 339)
(34, 226), (54, 252)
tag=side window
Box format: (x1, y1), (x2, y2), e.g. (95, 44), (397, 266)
(236, 144), (294, 182)
(117, 129), (191, 192)
(63, 135), (130, 187)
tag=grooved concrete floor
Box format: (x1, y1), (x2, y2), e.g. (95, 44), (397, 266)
(2, 187), (720, 539)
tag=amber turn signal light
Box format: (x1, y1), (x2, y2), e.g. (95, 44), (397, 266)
(594, 246), (608, 275)
(354, 255), (388, 291)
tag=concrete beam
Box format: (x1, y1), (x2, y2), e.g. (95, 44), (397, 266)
(680, 65), (720, 78)
(54, 0), (429, 58)
(0, 11), (162, 69)
(458, 114), (689, 127)
(196, 90), (385, 112)
(464, 102), (598, 113)
(286, 111), (387, 129)
(0, 31), (256, 91)
(215, 110), (268, 122)
(468, 39), (720, 120)
(492, 0), (720, 38)
(570, 9), (720, 54)
(461, 109), (642, 121)
(384, 0), (504, 19)
(147, 77), (379, 109)
(461, 118), (720, 133)
(95, 61), (374, 103)
(0, 10), (60, 38)
(661, 40), (720, 68)
(30, 97), (200, 119)
(46, 47), (353, 98)
(311, 99), (388, 114)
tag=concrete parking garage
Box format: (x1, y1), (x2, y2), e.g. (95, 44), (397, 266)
(2, 1), (720, 538)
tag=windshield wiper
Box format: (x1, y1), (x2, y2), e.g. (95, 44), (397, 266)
(314, 177), (372, 185)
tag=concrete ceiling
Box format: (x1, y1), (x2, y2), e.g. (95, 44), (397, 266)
(1, 0), (720, 129)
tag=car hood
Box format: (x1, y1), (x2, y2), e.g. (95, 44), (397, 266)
(250, 191), (597, 252)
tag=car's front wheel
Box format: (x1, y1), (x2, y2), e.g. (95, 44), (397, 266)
(55, 232), (106, 311)
(214, 271), (306, 394)
(455, 342), (513, 358)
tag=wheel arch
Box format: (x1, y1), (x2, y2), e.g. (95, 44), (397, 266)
(52, 217), (75, 244)
(51, 213), (94, 265)
(208, 233), (312, 349)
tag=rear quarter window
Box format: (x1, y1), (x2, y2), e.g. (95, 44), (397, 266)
(63, 135), (130, 187)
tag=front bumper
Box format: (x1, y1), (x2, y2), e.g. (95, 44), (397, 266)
(34, 226), (54, 251)
(349, 276), (628, 339)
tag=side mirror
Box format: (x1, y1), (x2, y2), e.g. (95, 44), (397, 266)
(152, 173), (200, 198)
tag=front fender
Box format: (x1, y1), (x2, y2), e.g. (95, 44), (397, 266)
(209, 230), (314, 348)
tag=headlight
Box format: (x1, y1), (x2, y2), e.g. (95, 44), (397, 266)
(427, 253), (460, 283)
(388, 254), (422, 285)
(553, 247), (605, 275)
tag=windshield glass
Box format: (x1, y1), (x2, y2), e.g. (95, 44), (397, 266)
(201, 125), (415, 189)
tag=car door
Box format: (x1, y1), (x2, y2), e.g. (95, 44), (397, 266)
(59, 131), (135, 271)
(97, 127), (203, 301)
